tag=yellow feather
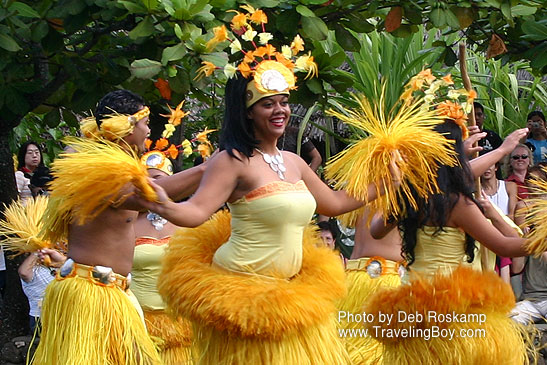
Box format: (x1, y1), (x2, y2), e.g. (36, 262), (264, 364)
(41, 137), (157, 244)
(0, 196), (55, 255)
(325, 88), (458, 226)
(523, 170), (547, 255)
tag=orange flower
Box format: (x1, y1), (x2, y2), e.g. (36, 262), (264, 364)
(442, 74), (454, 85)
(195, 128), (217, 144)
(417, 68), (436, 84)
(197, 144), (211, 158)
(205, 25), (228, 51)
(275, 53), (295, 70)
(194, 61), (216, 80)
(154, 78), (172, 100)
(243, 52), (255, 65)
(166, 144), (179, 159)
(467, 89), (477, 100)
(253, 46), (267, 58)
(290, 35), (304, 55)
(231, 12), (248, 31)
(144, 138), (152, 151)
(263, 43), (276, 57)
(249, 9), (268, 24)
(436, 101), (468, 138)
(155, 138), (169, 151)
(238, 62), (252, 78)
(160, 100), (188, 126)
(410, 76), (424, 91)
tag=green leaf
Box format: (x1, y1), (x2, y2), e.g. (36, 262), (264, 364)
(161, 43), (187, 65)
(306, 78), (323, 94)
(511, 5), (537, 16)
(142, 0), (159, 11)
(430, 8), (446, 27)
(500, 2), (512, 21)
(9, 2), (41, 18)
(129, 17), (155, 39)
(43, 109), (61, 128)
(31, 21), (49, 42)
(130, 59), (162, 78)
(484, 0), (501, 8)
(444, 46), (458, 66)
(445, 9), (461, 29)
(0, 34), (22, 52)
(344, 14), (375, 33)
(522, 20), (547, 41)
(296, 5), (315, 17)
(118, 1), (148, 13)
(61, 109), (79, 128)
(174, 23), (183, 40)
(334, 25), (360, 52)
(302, 16), (328, 41)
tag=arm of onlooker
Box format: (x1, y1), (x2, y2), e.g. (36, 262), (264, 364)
(18, 253), (38, 282)
(506, 181), (518, 221)
(307, 147), (322, 173)
(511, 256), (526, 274)
(469, 128), (529, 178)
(500, 264), (511, 284)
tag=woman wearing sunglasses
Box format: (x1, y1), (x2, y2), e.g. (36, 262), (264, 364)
(506, 144), (533, 199)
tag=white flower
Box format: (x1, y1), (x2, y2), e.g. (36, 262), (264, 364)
(258, 32), (273, 45)
(461, 102), (473, 114)
(447, 89), (460, 100)
(281, 45), (292, 59)
(261, 70), (289, 92)
(424, 94), (435, 104)
(223, 63), (237, 78)
(230, 39), (242, 54)
(425, 80), (442, 95)
(241, 29), (257, 42)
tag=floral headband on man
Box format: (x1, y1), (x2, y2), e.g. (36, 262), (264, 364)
(196, 5), (318, 107)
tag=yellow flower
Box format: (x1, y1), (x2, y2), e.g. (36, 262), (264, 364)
(258, 32), (273, 45)
(162, 124), (176, 138)
(442, 74), (454, 85)
(447, 89), (461, 100)
(194, 61), (216, 80)
(181, 139), (193, 157)
(425, 80), (442, 95)
(160, 100), (187, 126)
(230, 39), (242, 54)
(224, 63), (237, 78)
(242, 29), (257, 42)
(417, 68), (436, 84)
(230, 12), (248, 31)
(281, 45), (292, 59)
(240, 4), (257, 14)
(205, 25), (228, 51)
(295, 52), (318, 79)
(290, 35), (304, 55)
(250, 9), (268, 24)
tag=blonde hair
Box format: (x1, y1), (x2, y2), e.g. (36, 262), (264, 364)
(504, 143), (533, 177)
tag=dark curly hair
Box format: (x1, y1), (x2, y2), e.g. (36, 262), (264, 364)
(398, 120), (478, 265)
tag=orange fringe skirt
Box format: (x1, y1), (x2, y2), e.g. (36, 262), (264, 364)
(158, 210), (349, 365)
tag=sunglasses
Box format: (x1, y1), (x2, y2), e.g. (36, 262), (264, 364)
(511, 155), (529, 160)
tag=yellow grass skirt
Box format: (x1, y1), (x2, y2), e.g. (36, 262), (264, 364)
(32, 275), (161, 365)
(364, 265), (528, 365)
(158, 210), (349, 365)
(338, 260), (403, 365)
(144, 310), (193, 365)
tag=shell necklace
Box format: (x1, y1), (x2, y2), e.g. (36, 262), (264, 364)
(255, 148), (286, 180)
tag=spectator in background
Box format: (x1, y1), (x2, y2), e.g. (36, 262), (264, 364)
(505, 144), (533, 199)
(474, 102), (503, 154)
(29, 166), (53, 198)
(525, 111), (547, 164)
(277, 125), (322, 172)
(15, 141), (44, 204)
(317, 221), (336, 250)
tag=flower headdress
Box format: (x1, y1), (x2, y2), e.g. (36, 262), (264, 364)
(81, 106), (150, 141)
(402, 69), (477, 139)
(197, 5), (318, 107)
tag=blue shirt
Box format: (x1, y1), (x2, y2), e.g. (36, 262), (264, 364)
(526, 139), (547, 163)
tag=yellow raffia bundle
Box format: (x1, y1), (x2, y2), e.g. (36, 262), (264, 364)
(41, 137), (157, 244)
(325, 87), (457, 226)
(0, 196), (55, 256)
(523, 169), (547, 255)
(80, 114), (135, 141)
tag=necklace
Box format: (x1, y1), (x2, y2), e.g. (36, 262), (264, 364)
(255, 148), (286, 180)
(147, 211), (168, 231)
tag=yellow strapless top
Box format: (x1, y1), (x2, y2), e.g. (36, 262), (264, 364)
(212, 180), (316, 279)
(131, 237), (169, 310)
(411, 226), (471, 275)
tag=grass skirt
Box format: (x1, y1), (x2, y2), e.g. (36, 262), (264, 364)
(144, 310), (192, 365)
(158, 210), (349, 365)
(338, 262), (402, 364)
(32, 276), (161, 365)
(364, 266), (528, 364)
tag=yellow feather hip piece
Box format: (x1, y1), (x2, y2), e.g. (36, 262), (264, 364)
(158, 210), (350, 365)
(32, 276), (161, 365)
(143, 310), (193, 365)
(363, 265), (529, 365)
(337, 259), (403, 365)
